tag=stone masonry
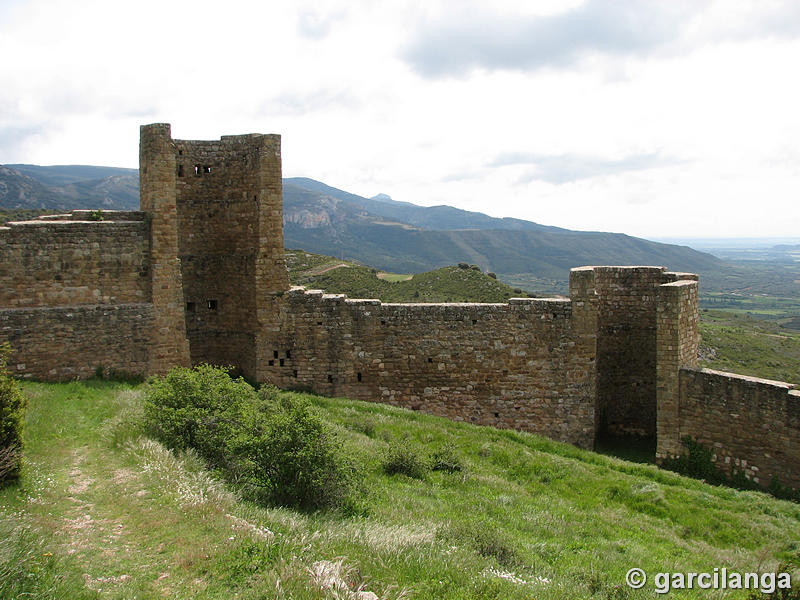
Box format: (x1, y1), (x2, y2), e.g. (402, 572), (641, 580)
(0, 123), (797, 489)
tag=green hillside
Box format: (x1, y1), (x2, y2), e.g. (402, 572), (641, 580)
(699, 309), (800, 384)
(286, 250), (531, 302)
(2, 380), (799, 599)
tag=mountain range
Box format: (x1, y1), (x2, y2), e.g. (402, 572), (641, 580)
(0, 164), (722, 291)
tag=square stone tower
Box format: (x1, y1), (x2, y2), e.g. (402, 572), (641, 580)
(139, 123), (288, 380)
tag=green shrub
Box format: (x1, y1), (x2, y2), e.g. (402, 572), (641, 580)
(143, 367), (361, 512)
(142, 364), (257, 470)
(0, 343), (26, 485)
(430, 444), (463, 473)
(381, 440), (428, 479)
(233, 391), (358, 511)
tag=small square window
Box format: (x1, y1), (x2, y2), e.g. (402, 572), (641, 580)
(207, 299), (218, 310)
(194, 165), (201, 175)
(186, 301), (196, 312)
(203, 165), (212, 174)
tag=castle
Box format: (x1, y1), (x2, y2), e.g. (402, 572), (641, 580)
(1, 124), (797, 489)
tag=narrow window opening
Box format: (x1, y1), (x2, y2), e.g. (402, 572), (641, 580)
(186, 301), (195, 312)
(203, 165), (212, 174)
(317, 321), (323, 326)
(268, 360), (274, 366)
(472, 319), (477, 325)
(327, 374), (333, 383)
(194, 164), (201, 175)
(207, 299), (218, 310)
(279, 358), (285, 367)
(357, 372), (362, 382)
(293, 369), (298, 378)
(381, 320), (386, 325)
(178, 149), (183, 156)
(177, 164), (184, 177)
(273, 350), (279, 359)
(427, 358), (433, 364)
(494, 412), (500, 418)
(286, 350), (291, 359)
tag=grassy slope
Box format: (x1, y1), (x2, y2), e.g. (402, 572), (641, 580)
(286, 249), (530, 303)
(699, 309), (800, 384)
(2, 381), (799, 599)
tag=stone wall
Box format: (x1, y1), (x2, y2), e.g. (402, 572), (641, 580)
(671, 368), (800, 490)
(0, 210), (156, 381)
(258, 286), (598, 448)
(0, 303), (153, 381)
(0, 211), (150, 307)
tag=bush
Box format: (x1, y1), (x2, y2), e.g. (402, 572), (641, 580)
(234, 391), (358, 511)
(142, 367), (359, 512)
(381, 440), (428, 479)
(430, 444), (463, 474)
(0, 343), (26, 485)
(142, 364), (257, 470)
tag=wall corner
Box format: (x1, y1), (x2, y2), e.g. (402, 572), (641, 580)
(656, 279), (699, 460)
(139, 122), (190, 375)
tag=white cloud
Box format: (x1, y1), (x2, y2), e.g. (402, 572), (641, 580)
(0, 0), (798, 238)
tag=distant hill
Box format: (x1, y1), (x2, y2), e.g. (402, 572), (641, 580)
(2, 164), (723, 293)
(0, 164), (138, 210)
(282, 178), (722, 288)
(285, 177), (566, 232)
(0, 165), (66, 209)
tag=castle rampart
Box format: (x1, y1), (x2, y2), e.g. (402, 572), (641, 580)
(0, 212), (150, 307)
(0, 123), (797, 491)
(0, 209), (155, 379)
(668, 369), (800, 489)
(262, 287), (597, 447)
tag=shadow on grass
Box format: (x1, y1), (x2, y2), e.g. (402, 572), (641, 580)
(594, 434), (656, 465)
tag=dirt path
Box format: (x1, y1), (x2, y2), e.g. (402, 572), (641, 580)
(302, 262), (350, 277)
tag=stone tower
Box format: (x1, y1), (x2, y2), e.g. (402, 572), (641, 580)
(139, 123), (288, 380)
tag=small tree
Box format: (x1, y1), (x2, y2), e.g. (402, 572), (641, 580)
(0, 343), (26, 485)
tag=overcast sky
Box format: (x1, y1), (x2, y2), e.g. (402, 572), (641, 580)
(1, 0), (799, 239)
